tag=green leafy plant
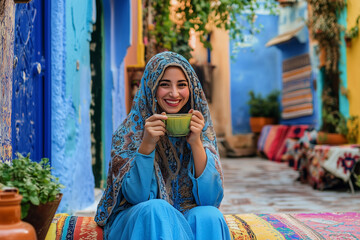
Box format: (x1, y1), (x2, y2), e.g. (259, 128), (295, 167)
(322, 108), (359, 143)
(247, 90), (280, 119)
(0, 153), (64, 219)
(355, 172), (360, 188)
(345, 15), (360, 40)
(144, 0), (277, 60)
(346, 115), (359, 144)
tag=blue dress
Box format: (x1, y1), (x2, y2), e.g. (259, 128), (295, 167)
(104, 145), (230, 240)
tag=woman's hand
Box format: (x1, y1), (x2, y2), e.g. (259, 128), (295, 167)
(186, 109), (205, 146)
(187, 109), (207, 177)
(139, 112), (167, 155)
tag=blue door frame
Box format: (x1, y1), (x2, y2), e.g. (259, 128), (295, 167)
(12, 0), (51, 163)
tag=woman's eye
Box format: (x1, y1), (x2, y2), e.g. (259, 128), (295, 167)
(178, 83), (188, 87)
(159, 83), (169, 87)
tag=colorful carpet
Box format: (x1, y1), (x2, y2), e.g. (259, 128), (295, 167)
(46, 212), (360, 239)
(45, 214), (103, 240)
(225, 212), (360, 240)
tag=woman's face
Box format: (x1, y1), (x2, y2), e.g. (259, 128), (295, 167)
(156, 66), (190, 114)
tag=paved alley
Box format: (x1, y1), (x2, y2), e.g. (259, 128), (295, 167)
(220, 157), (360, 215)
(77, 156), (360, 217)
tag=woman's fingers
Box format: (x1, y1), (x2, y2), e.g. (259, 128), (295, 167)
(148, 125), (166, 133)
(148, 130), (166, 137)
(190, 122), (204, 132)
(146, 113), (168, 123)
(145, 119), (166, 128)
(191, 116), (204, 126)
(190, 110), (204, 120)
(189, 110), (204, 130)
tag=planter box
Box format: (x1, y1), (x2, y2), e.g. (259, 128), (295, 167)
(249, 117), (275, 133)
(23, 194), (62, 240)
(317, 132), (348, 145)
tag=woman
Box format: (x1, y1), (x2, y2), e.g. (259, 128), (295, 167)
(95, 51), (230, 240)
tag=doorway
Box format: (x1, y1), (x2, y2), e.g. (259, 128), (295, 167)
(12, 0), (51, 162)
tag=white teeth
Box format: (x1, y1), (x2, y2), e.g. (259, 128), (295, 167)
(166, 100), (180, 104)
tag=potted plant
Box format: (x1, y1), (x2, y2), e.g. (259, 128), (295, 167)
(344, 15), (360, 47)
(316, 90), (359, 145)
(317, 110), (348, 145)
(247, 90), (280, 133)
(0, 153), (64, 240)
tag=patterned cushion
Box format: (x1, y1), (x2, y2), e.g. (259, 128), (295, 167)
(262, 125), (289, 160)
(45, 214), (103, 240)
(47, 212), (360, 239)
(274, 125), (309, 162)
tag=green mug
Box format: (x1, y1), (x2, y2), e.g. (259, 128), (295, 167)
(165, 113), (192, 137)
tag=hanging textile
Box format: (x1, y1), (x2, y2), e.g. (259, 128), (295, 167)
(281, 54), (313, 119)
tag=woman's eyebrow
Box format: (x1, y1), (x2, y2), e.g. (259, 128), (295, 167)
(159, 79), (187, 82)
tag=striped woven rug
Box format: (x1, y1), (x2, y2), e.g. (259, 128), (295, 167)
(281, 54), (313, 119)
(225, 212), (360, 239)
(47, 212), (360, 239)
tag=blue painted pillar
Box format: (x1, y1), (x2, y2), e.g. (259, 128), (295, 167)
(339, 7), (349, 118)
(102, 0), (131, 181)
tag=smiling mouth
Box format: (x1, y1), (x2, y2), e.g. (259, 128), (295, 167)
(165, 99), (181, 106)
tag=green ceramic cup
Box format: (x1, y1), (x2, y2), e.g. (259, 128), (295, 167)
(165, 113), (192, 137)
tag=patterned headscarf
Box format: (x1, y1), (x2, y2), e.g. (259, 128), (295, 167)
(95, 51), (223, 226)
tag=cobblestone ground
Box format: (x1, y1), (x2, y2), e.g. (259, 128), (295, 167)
(76, 157), (360, 217)
(220, 157), (360, 215)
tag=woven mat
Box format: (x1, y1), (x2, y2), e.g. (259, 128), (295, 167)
(46, 212), (360, 240)
(225, 212), (360, 240)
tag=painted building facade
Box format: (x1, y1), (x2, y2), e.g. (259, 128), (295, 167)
(229, 0), (359, 141)
(230, 10), (281, 134)
(347, 0), (360, 143)
(271, 1), (318, 127)
(0, 0), (131, 214)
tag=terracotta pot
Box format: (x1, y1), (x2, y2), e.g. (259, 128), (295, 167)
(0, 189), (37, 240)
(344, 36), (352, 47)
(316, 132), (348, 145)
(23, 193), (62, 240)
(249, 117), (275, 133)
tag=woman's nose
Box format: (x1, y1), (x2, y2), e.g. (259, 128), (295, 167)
(169, 87), (179, 97)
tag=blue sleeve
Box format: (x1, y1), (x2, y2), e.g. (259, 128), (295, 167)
(121, 150), (158, 204)
(189, 148), (224, 207)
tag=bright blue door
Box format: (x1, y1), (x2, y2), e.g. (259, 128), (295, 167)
(12, 0), (50, 162)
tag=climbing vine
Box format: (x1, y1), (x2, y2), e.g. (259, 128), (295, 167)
(143, 0), (276, 61)
(307, 0), (345, 73)
(307, 0), (346, 133)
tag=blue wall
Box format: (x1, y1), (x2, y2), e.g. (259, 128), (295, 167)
(51, 0), (95, 213)
(230, 14), (282, 134)
(102, 0), (131, 180)
(275, 1), (318, 128)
